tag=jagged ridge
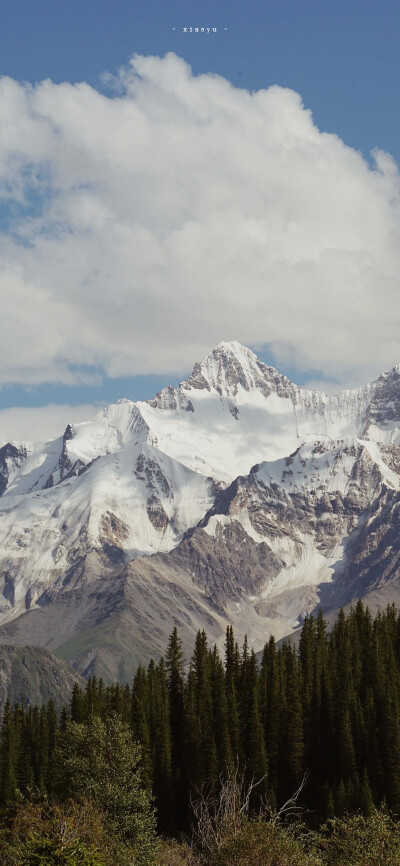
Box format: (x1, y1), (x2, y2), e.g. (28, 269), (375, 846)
(0, 342), (400, 679)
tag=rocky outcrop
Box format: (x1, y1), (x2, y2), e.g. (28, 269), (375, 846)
(0, 443), (28, 496)
(362, 366), (400, 436)
(1, 343), (400, 682)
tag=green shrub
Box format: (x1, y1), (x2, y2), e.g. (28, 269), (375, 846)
(0, 799), (108, 865)
(23, 834), (104, 865)
(207, 819), (321, 866)
(55, 714), (157, 864)
(157, 838), (195, 865)
(316, 808), (400, 865)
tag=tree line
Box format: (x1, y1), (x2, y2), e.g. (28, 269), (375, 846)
(1, 600), (400, 836)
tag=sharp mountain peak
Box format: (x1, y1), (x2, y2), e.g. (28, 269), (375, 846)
(1, 343), (400, 682)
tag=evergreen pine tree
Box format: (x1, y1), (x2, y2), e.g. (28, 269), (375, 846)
(224, 625), (241, 763)
(131, 665), (152, 790)
(0, 700), (17, 803)
(246, 650), (268, 805)
(165, 629), (185, 773)
(261, 635), (280, 798)
(46, 699), (59, 798)
(150, 659), (174, 832)
(210, 644), (234, 776)
(71, 682), (85, 722)
(278, 643), (304, 802)
(360, 767), (374, 816)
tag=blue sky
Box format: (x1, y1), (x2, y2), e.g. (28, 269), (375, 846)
(1, 0), (400, 440)
(2, 0), (400, 162)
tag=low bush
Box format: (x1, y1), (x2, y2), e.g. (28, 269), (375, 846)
(0, 797), (153, 865)
(157, 838), (195, 865)
(0, 798), (108, 865)
(316, 809), (400, 865)
(205, 818), (321, 866)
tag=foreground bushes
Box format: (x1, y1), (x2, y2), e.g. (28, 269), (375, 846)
(0, 798), (124, 865)
(202, 820), (320, 866)
(1, 798), (400, 865)
(55, 714), (156, 857)
(0, 714), (157, 865)
(316, 809), (400, 865)
(159, 768), (400, 865)
(163, 810), (400, 865)
(195, 812), (400, 866)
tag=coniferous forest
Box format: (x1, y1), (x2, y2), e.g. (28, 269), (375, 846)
(2, 602), (400, 863)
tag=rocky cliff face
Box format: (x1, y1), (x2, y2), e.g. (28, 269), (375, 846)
(0, 443), (28, 496)
(1, 342), (400, 679)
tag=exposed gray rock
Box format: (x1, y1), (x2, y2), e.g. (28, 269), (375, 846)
(0, 443), (28, 496)
(2, 344), (400, 688)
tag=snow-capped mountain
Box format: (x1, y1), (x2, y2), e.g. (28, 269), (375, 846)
(1, 341), (400, 680)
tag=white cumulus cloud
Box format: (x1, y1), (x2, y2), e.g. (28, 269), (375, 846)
(0, 404), (100, 445)
(1, 52), (400, 389)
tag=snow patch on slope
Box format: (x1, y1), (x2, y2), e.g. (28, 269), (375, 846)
(1, 342), (400, 645)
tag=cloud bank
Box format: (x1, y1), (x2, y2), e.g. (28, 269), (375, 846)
(1, 52), (400, 388)
(0, 404), (100, 445)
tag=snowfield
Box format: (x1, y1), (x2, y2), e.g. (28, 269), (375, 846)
(1, 341), (400, 667)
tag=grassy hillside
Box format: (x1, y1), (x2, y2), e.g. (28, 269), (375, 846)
(0, 645), (83, 712)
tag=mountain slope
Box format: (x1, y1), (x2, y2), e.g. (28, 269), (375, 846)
(1, 342), (400, 679)
(0, 645), (83, 713)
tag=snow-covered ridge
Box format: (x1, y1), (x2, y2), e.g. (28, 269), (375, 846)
(1, 341), (400, 642)
(196, 436), (400, 641)
(136, 343), (400, 480)
(3, 342), (400, 495)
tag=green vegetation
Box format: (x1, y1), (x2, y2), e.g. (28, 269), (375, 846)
(2, 602), (400, 862)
